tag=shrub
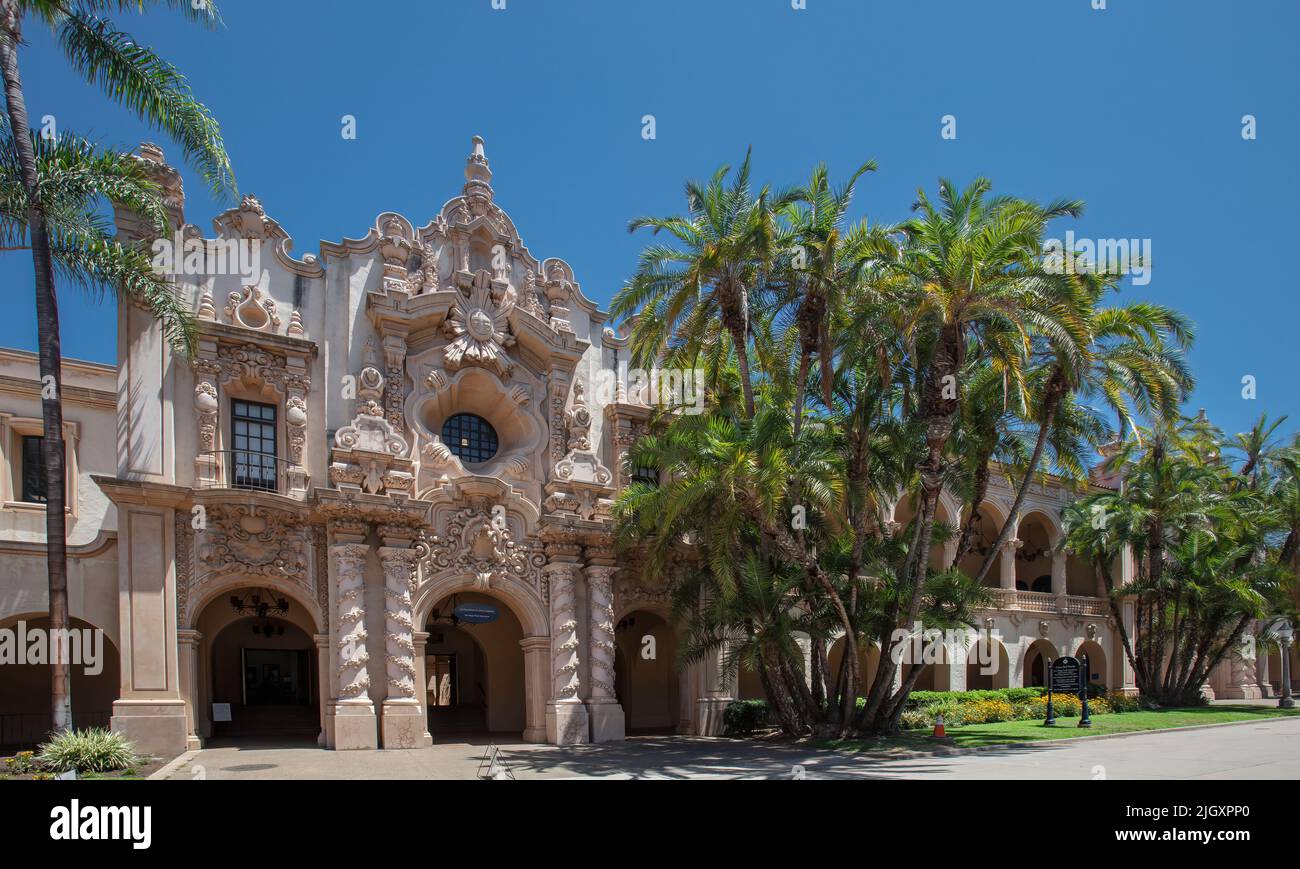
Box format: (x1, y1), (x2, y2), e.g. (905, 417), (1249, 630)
(1103, 691), (1142, 712)
(37, 728), (141, 774)
(1088, 696), (1113, 715)
(1025, 693), (1083, 718)
(3, 751), (41, 775)
(722, 699), (772, 736)
(960, 698), (1017, 724)
(905, 687), (1044, 709)
(899, 708), (931, 730)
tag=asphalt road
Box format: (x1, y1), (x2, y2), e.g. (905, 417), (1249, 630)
(160, 716), (1300, 780)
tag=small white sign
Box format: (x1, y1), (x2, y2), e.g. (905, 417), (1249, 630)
(212, 702), (232, 722)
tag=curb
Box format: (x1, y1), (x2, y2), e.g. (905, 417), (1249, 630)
(148, 749), (198, 780)
(842, 713), (1299, 760)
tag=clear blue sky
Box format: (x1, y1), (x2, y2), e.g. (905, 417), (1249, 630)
(5, 0), (1297, 443)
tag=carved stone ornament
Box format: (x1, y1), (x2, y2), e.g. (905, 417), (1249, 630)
(443, 268), (515, 377)
(225, 284), (281, 332)
(421, 503), (547, 603)
(197, 504), (308, 580)
(554, 380), (612, 487)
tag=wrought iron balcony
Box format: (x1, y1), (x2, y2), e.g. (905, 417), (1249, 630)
(195, 449), (293, 494)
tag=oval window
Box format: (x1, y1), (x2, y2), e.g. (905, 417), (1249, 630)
(441, 413), (499, 464)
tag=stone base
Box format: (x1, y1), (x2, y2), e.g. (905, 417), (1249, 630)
(522, 725), (546, 743)
(380, 701), (425, 749)
(694, 697), (732, 737)
(587, 699), (625, 743)
(110, 700), (189, 758)
(1220, 684), (1264, 700)
(331, 702), (377, 750)
(546, 701), (590, 745)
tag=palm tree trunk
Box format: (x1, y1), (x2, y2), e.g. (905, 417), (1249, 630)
(1, 11), (72, 734)
(972, 369), (1066, 586)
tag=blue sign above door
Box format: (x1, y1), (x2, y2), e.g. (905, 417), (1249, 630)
(454, 603), (500, 624)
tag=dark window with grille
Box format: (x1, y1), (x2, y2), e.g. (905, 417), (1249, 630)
(631, 465), (658, 487)
(231, 399), (278, 491)
(20, 435), (46, 503)
(441, 413), (498, 464)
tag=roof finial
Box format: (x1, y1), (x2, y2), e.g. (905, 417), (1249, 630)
(463, 135), (494, 212)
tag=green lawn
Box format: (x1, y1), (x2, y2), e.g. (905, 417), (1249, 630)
(826, 705), (1300, 753)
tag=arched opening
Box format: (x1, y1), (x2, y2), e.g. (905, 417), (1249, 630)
(906, 636), (951, 692)
(957, 503), (1008, 586)
(0, 614), (120, 751)
(827, 635), (881, 700)
(198, 587), (320, 743)
(1023, 639), (1058, 688)
(893, 495), (955, 572)
(424, 591), (525, 738)
(1076, 640), (1107, 688)
(966, 637), (1011, 690)
(1015, 513), (1056, 592)
(613, 609), (678, 733)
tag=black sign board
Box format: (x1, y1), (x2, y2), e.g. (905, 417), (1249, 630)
(1049, 656), (1082, 693)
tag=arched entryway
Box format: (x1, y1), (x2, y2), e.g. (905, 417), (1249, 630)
(907, 635), (951, 691)
(423, 592), (525, 739)
(966, 637), (1010, 690)
(195, 586), (321, 743)
(613, 609), (679, 733)
(1023, 639), (1058, 688)
(0, 614), (120, 751)
(1076, 640), (1106, 688)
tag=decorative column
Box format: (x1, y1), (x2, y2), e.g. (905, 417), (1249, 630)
(177, 629), (202, 751)
(999, 539), (1020, 590)
(412, 631), (432, 746)
(330, 526), (376, 750)
(1051, 550), (1067, 597)
(193, 355), (221, 486)
(314, 634), (330, 747)
(378, 532), (422, 748)
(519, 636), (550, 743)
(585, 546), (625, 742)
(545, 560), (590, 744)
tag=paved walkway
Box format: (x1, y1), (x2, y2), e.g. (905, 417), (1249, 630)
(161, 716), (1300, 780)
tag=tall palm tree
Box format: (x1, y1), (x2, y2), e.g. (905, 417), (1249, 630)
(0, 0), (234, 732)
(612, 149), (776, 418)
(774, 159), (877, 435)
(973, 298), (1194, 585)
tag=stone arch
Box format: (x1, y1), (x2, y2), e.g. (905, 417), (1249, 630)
(0, 612), (121, 748)
(191, 582), (323, 743)
(1014, 511), (1059, 592)
(1023, 638), (1058, 688)
(966, 636), (1011, 690)
(956, 498), (1012, 584)
(184, 572), (322, 633)
(827, 634), (881, 698)
(415, 579), (547, 742)
(1076, 640), (1107, 688)
(614, 608), (679, 732)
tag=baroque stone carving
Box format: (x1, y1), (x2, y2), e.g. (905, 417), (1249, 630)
(421, 503), (547, 602)
(197, 504), (308, 580)
(378, 547), (420, 700)
(443, 268), (515, 377)
(225, 284), (281, 332)
(547, 563), (582, 700)
(587, 566), (617, 699)
(332, 542), (371, 701)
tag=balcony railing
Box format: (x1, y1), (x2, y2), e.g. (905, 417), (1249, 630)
(195, 449), (292, 494)
(983, 588), (1109, 617)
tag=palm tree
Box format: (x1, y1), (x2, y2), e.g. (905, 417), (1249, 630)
(773, 159), (877, 435)
(856, 179), (1089, 730)
(972, 298), (1194, 586)
(0, 0), (235, 732)
(611, 150), (777, 418)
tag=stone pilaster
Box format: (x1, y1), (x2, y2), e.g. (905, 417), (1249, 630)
(1051, 550), (1067, 597)
(585, 550), (624, 742)
(177, 629), (202, 751)
(413, 631), (433, 746)
(999, 538), (1020, 590)
(378, 542), (422, 748)
(330, 531), (376, 749)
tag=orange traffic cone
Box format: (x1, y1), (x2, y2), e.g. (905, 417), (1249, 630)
(932, 714), (946, 738)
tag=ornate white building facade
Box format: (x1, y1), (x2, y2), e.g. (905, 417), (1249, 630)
(0, 139), (1279, 757)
